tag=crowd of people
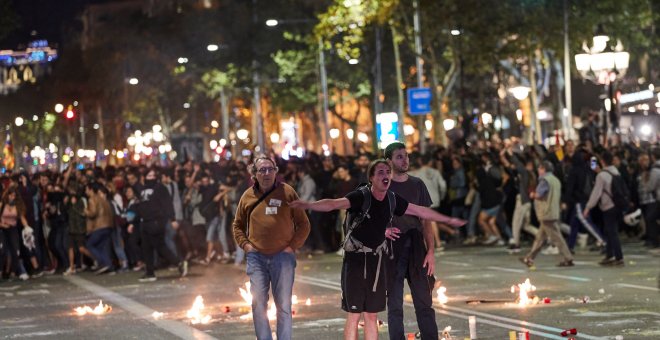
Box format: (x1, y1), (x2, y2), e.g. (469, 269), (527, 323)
(0, 137), (658, 284)
(0, 135), (658, 339)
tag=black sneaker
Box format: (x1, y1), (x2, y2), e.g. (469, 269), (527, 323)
(519, 257), (534, 268)
(179, 260), (189, 278)
(138, 275), (157, 282)
(557, 260), (574, 267)
(508, 244), (521, 253)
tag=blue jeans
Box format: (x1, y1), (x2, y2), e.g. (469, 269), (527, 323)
(111, 226), (128, 265)
(164, 221), (178, 258)
(467, 195), (481, 237)
(567, 202), (605, 249)
(246, 251), (296, 340)
(86, 228), (112, 268)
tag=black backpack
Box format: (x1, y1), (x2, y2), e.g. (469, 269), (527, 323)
(603, 170), (631, 214)
(342, 185), (396, 252)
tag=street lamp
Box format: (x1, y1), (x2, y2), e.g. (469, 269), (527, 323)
(54, 103), (64, 113)
(14, 117), (24, 127)
(575, 28), (629, 141)
(128, 78), (139, 85)
(509, 86), (531, 101)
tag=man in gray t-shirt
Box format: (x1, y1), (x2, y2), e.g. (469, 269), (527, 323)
(385, 142), (438, 340)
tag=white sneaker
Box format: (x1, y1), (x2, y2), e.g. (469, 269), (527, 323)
(541, 245), (559, 255)
(19, 273), (29, 281)
(335, 248), (344, 256)
(482, 235), (499, 245)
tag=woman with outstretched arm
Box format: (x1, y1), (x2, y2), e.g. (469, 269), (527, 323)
(290, 159), (465, 340)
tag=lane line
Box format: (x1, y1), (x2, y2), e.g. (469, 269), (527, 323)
(544, 274), (591, 282)
(614, 283), (660, 292)
(435, 309), (572, 340)
(487, 266), (526, 273)
(297, 275), (603, 340)
(440, 260), (473, 267)
(64, 276), (216, 340)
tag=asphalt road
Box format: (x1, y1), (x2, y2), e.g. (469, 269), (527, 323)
(0, 242), (658, 339)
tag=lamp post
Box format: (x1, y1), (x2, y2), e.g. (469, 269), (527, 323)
(574, 28), (629, 144)
(509, 85), (532, 142)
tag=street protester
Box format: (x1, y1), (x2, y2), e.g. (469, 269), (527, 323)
(83, 182), (115, 275)
(289, 159), (465, 340)
(384, 142), (463, 340)
(520, 161), (574, 268)
(232, 156), (310, 340)
(127, 168), (188, 282)
(583, 151), (626, 266)
(0, 187), (41, 280)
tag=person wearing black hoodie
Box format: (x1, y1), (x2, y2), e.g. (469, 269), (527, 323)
(562, 148), (605, 251)
(128, 168), (187, 282)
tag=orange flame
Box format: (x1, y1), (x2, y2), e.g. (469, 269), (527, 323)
(152, 311), (164, 320)
(511, 278), (537, 307)
(305, 298), (311, 306)
(186, 295), (212, 324)
(239, 282), (252, 305)
(436, 286), (448, 304)
(74, 300), (112, 316)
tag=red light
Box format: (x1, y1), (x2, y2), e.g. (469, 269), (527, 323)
(66, 110), (74, 119)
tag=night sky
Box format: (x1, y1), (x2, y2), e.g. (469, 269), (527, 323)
(1, 0), (104, 49)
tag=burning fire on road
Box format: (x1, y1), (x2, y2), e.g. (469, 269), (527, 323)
(436, 286), (448, 304)
(187, 295), (212, 325)
(74, 300), (112, 316)
(511, 278), (539, 307)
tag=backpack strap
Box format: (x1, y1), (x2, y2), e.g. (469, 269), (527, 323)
(602, 169), (616, 198)
(359, 186), (371, 218)
(386, 190), (396, 226)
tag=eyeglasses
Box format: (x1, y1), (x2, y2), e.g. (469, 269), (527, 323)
(256, 167), (277, 174)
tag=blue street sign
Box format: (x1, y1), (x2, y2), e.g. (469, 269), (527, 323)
(407, 87), (432, 115)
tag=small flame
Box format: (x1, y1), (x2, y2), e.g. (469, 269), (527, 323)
(441, 325), (453, 340)
(305, 298), (311, 306)
(512, 278), (537, 307)
(152, 311), (164, 320)
(186, 295), (212, 324)
(239, 282), (252, 305)
(436, 286), (448, 304)
(267, 303), (277, 320)
(74, 300), (112, 316)
(239, 302), (278, 321)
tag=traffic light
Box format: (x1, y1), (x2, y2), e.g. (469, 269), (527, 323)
(65, 106), (75, 119)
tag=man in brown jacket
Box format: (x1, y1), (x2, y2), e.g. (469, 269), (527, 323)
(84, 182), (114, 275)
(233, 156), (310, 340)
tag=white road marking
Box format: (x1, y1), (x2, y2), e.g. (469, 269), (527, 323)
(64, 276), (217, 340)
(297, 275), (603, 340)
(441, 260), (473, 267)
(544, 274), (591, 282)
(487, 266), (526, 273)
(614, 283), (660, 292)
(0, 285), (20, 291)
(487, 266), (591, 282)
(625, 255), (648, 259)
(16, 289), (50, 296)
